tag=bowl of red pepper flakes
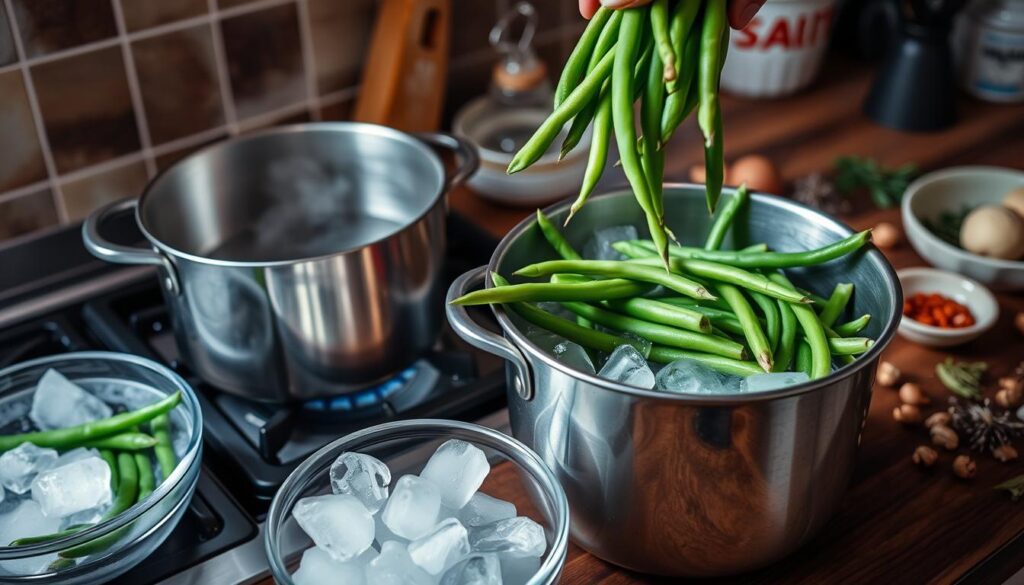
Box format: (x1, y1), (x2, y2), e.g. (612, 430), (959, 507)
(896, 268), (998, 347)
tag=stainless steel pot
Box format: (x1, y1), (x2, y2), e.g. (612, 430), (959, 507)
(446, 186), (901, 577)
(84, 123), (478, 402)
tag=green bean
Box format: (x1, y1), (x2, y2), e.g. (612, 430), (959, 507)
(650, 0), (675, 82)
(82, 432), (157, 451)
(774, 299), (798, 372)
(834, 314), (871, 336)
(795, 340), (813, 377)
(560, 301), (747, 360)
(648, 346), (763, 376)
(535, 209), (581, 260)
(828, 337), (874, 355)
(58, 453), (140, 559)
(704, 184), (749, 251)
(135, 453), (155, 500)
(101, 449), (119, 491)
(618, 230), (872, 269)
(48, 558), (76, 571)
(560, 90), (601, 160)
(718, 284), (772, 371)
(613, 9), (669, 268)
(819, 283), (854, 328)
(703, 105), (725, 214)
(0, 392), (181, 452)
(508, 49), (615, 174)
(664, 0), (701, 94)
(451, 275), (652, 306)
(640, 50), (666, 220)
(668, 258), (810, 303)
(554, 7), (612, 109)
(513, 259), (713, 300)
(491, 273), (650, 356)
(151, 414), (177, 482)
(750, 291), (780, 352)
(770, 273), (830, 379)
(604, 298), (711, 333)
(697, 0), (727, 147)
(657, 299), (748, 335)
(567, 88), (613, 225)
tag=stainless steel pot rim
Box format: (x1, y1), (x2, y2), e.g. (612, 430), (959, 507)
(264, 418), (570, 585)
(0, 351), (204, 559)
(488, 184), (903, 404)
(134, 122), (449, 268)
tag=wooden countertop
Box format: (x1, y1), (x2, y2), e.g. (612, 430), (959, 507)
(258, 60), (1024, 584)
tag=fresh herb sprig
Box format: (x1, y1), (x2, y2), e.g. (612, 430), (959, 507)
(923, 205), (974, 247)
(995, 474), (1024, 501)
(833, 156), (918, 209)
(936, 357), (985, 401)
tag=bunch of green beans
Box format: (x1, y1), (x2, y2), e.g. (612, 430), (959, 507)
(451, 208), (877, 381)
(7, 394), (180, 553)
(508, 2), (731, 269)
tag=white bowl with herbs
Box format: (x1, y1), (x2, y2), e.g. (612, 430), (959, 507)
(902, 166), (1024, 290)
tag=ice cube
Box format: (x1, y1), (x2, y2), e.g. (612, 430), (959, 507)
(53, 447), (100, 468)
(0, 499), (61, 574)
(0, 442), (58, 495)
(501, 555), (540, 585)
(420, 440), (491, 510)
(469, 517), (546, 558)
(597, 345), (655, 389)
(525, 326), (564, 354)
(457, 493), (517, 527)
(382, 475), (442, 540)
(61, 502), (109, 529)
(366, 540), (435, 585)
(408, 517), (471, 575)
(375, 511), (403, 546)
(330, 452), (391, 514)
(292, 546), (367, 585)
(31, 456), (112, 519)
(29, 369), (112, 431)
(292, 494), (374, 561)
(441, 553), (503, 585)
(583, 225), (639, 261)
(552, 341), (595, 375)
(536, 302), (575, 320)
(741, 372), (810, 393)
(655, 359), (743, 394)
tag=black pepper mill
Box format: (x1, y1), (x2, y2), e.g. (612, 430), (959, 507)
(863, 0), (967, 132)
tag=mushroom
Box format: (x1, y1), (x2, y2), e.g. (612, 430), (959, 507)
(1003, 186), (1024, 218)
(960, 205), (1024, 260)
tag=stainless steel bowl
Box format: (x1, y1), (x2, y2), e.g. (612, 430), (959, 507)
(264, 419), (569, 584)
(0, 352), (203, 584)
(446, 186), (901, 577)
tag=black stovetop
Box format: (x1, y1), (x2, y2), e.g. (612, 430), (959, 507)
(0, 212), (506, 584)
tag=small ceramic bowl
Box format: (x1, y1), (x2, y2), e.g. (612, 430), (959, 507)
(902, 166), (1024, 290)
(896, 267), (998, 347)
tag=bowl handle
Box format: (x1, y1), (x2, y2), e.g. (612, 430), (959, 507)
(415, 132), (480, 191)
(446, 266), (534, 400)
(82, 198), (181, 296)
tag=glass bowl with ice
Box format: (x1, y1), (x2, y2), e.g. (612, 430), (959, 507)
(265, 419), (570, 585)
(0, 352), (203, 584)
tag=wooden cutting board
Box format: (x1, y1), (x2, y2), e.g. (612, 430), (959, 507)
(353, 0), (450, 132)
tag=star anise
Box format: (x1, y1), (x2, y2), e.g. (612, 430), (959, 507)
(791, 173), (851, 215)
(948, 397), (1024, 452)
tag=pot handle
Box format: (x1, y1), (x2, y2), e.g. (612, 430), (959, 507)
(414, 132), (480, 191)
(446, 266), (534, 401)
(82, 198), (181, 295)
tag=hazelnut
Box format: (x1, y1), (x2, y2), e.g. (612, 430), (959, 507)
(924, 411), (951, 429)
(876, 361), (901, 387)
(930, 424), (960, 450)
(872, 222), (901, 249)
(912, 445), (938, 467)
(898, 382), (930, 405)
(952, 454), (977, 479)
(993, 444), (1019, 462)
(893, 403), (922, 424)
(996, 387), (1023, 409)
(1016, 312), (1024, 336)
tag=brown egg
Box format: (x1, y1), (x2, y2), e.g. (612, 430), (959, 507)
(729, 155), (783, 194)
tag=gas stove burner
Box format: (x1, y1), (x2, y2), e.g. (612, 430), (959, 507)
(303, 364), (419, 413)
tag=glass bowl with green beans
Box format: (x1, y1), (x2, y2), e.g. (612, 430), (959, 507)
(0, 352), (202, 584)
(446, 185), (902, 576)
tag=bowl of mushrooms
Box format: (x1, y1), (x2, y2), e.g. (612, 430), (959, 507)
(902, 166), (1024, 290)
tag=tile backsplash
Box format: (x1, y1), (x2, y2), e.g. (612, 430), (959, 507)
(0, 0), (584, 247)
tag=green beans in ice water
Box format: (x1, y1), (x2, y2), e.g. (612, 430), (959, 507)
(535, 209), (581, 260)
(136, 453), (155, 500)
(717, 283), (772, 371)
(819, 283), (854, 328)
(770, 273), (831, 379)
(704, 184), (749, 251)
(647, 346), (762, 377)
(604, 297), (711, 334)
(451, 276), (652, 306)
(151, 413), (177, 481)
(774, 299), (798, 372)
(82, 432), (157, 451)
(834, 314), (871, 336)
(750, 291), (780, 352)
(513, 259), (712, 300)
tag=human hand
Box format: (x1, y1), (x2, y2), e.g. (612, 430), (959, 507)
(578, 0), (765, 29)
